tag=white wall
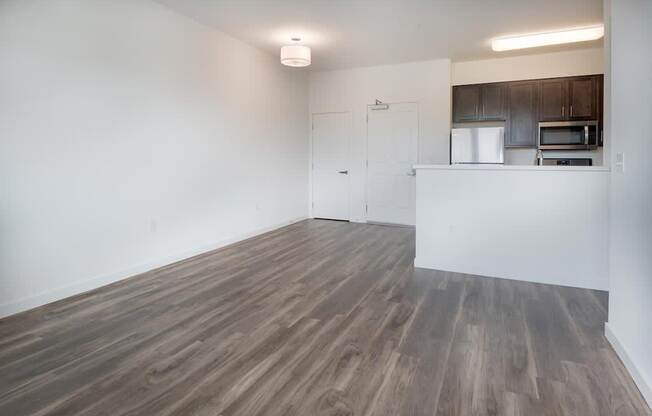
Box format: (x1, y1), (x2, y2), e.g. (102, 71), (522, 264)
(451, 48), (604, 85)
(415, 166), (610, 291)
(0, 0), (309, 317)
(604, 0), (652, 406)
(309, 60), (451, 222)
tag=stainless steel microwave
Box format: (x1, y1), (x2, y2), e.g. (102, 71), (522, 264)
(538, 120), (599, 150)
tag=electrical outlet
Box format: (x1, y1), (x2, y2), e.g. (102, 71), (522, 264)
(615, 152), (625, 173)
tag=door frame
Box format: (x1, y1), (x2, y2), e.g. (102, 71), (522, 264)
(310, 111), (352, 220)
(365, 101), (420, 225)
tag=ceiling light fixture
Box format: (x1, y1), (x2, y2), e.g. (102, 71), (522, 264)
(280, 37), (311, 67)
(491, 25), (604, 52)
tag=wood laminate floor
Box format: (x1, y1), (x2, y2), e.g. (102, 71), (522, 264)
(0, 220), (649, 416)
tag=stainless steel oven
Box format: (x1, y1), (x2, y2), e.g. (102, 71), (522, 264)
(538, 120), (599, 150)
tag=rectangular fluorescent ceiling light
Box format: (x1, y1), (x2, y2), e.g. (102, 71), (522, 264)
(492, 25), (604, 51)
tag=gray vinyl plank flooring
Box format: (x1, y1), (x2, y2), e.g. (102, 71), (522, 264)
(0, 219), (649, 415)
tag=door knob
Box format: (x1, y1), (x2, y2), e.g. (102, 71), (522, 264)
(337, 170), (349, 174)
(406, 171), (416, 176)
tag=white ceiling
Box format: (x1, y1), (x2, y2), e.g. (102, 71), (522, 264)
(155, 0), (603, 71)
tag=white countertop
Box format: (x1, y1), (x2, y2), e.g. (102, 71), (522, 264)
(413, 164), (610, 172)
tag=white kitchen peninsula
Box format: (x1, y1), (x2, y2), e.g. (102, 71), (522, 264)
(414, 164), (610, 290)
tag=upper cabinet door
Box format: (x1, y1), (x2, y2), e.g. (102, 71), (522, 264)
(453, 85), (481, 122)
(568, 77), (597, 120)
(597, 75), (604, 146)
(505, 81), (539, 147)
(540, 79), (568, 121)
(481, 84), (507, 121)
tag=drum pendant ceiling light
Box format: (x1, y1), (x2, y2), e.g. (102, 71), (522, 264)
(281, 38), (311, 67)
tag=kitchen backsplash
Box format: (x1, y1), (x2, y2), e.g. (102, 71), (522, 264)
(505, 147), (604, 166)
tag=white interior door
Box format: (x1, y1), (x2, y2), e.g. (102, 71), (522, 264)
(366, 103), (418, 226)
(312, 112), (350, 220)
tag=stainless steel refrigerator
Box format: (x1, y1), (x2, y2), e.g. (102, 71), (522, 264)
(450, 126), (504, 164)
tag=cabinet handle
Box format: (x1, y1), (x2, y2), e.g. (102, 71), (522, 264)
(570, 105), (573, 117)
(562, 105), (565, 117)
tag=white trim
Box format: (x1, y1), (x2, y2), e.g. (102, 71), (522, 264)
(605, 323), (652, 408)
(0, 216), (308, 319)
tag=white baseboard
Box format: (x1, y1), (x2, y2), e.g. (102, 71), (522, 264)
(605, 323), (652, 408)
(0, 216), (308, 319)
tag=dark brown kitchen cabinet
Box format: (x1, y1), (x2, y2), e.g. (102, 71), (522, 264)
(453, 85), (481, 122)
(505, 81), (539, 147)
(480, 84), (506, 120)
(538, 76), (598, 121)
(451, 74), (603, 148)
(452, 84), (506, 122)
(568, 77), (596, 120)
(540, 79), (567, 121)
(597, 75), (604, 146)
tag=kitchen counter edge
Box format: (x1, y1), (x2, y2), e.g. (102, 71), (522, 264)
(413, 164), (611, 172)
